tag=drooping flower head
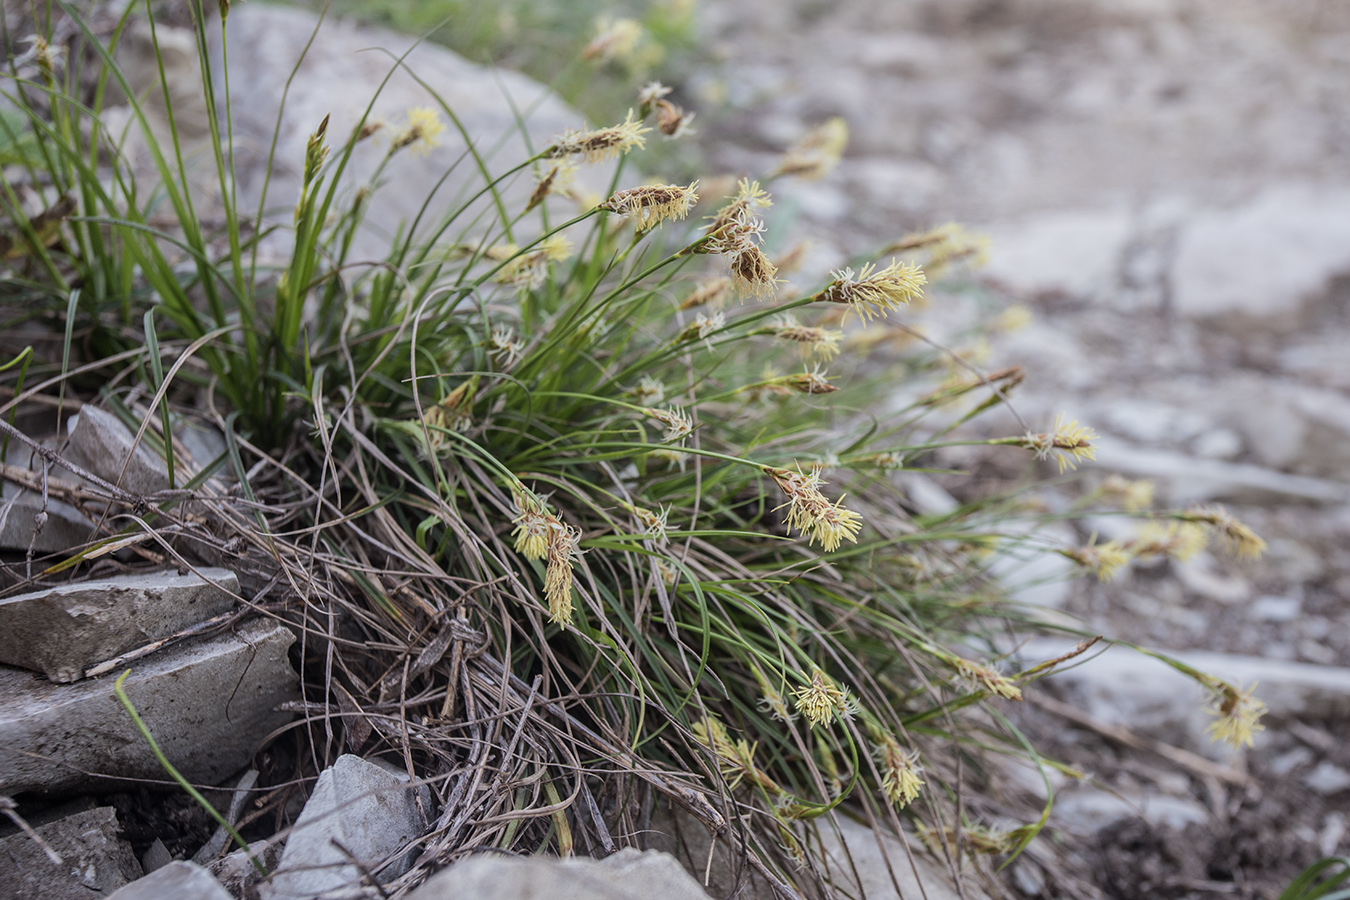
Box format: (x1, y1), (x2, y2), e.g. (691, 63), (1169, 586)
(875, 735), (924, 808)
(791, 669), (853, 727)
(763, 464), (862, 552)
(544, 523), (582, 624)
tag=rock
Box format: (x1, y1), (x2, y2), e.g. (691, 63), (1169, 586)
(261, 754), (430, 900)
(981, 208), (1133, 302)
(1175, 554), (1252, 605)
(211, 4), (616, 263)
(208, 840), (283, 900)
(1094, 440), (1350, 506)
(141, 839), (173, 874)
(1305, 762), (1350, 797)
(0, 568), (240, 683)
(0, 806), (142, 899)
(0, 442), (97, 555)
(1250, 594), (1302, 623)
(1017, 639), (1350, 754)
(1051, 789), (1207, 836)
(0, 620), (297, 795)
(65, 406), (172, 496)
(1172, 183), (1350, 329)
(818, 816), (993, 900)
(105, 861), (233, 900)
(407, 849), (713, 900)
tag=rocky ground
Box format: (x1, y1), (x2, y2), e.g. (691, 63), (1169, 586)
(3, 1), (1350, 898)
(691, 0), (1350, 896)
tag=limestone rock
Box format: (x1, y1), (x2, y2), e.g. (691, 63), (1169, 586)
(406, 849), (713, 900)
(1172, 184), (1350, 329)
(261, 754), (430, 900)
(211, 4), (615, 263)
(65, 406), (172, 496)
(105, 861), (233, 900)
(0, 806), (142, 899)
(0, 620), (297, 795)
(0, 567), (240, 682)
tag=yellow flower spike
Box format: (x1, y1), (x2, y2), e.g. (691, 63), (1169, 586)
(771, 117), (849, 180)
(783, 366), (837, 395)
(640, 406), (694, 443)
(538, 234), (574, 262)
(599, 182), (700, 231)
(1187, 505), (1268, 559)
(792, 669), (848, 728)
(813, 260), (927, 321)
(954, 658), (1023, 701)
(511, 496), (553, 561)
(769, 315), (843, 361)
(876, 736), (924, 808)
(543, 523), (582, 625)
(391, 106), (445, 158)
(1099, 474), (1155, 512)
(763, 465), (862, 551)
(548, 110), (649, 165)
(1062, 536), (1133, 582)
(1129, 521), (1208, 563)
(1205, 682), (1266, 749)
(1024, 414), (1099, 473)
(583, 16), (643, 62)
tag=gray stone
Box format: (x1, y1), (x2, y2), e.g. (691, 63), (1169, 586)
(65, 407), (172, 496)
(208, 840), (283, 900)
(1305, 762), (1350, 797)
(141, 838), (173, 874)
(1172, 184), (1350, 329)
(0, 443), (97, 555)
(407, 849), (713, 900)
(1094, 440), (1350, 506)
(211, 5), (617, 263)
(1051, 789), (1207, 836)
(0, 619), (297, 795)
(817, 816), (993, 900)
(1015, 639), (1350, 754)
(981, 208), (1133, 302)
(0, 567), (240, 683)
(261, 754), (430, 900)
(106, 861), (232, 900)
(0, 806), (142, 899)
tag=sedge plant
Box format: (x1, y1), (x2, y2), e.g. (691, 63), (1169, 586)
(0, 3), (1273, 896)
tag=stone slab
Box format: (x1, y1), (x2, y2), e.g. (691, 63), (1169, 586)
(261, 754), (429, 900)
(106, 861), (233, 900)
(0, 806), (142, 900)
(0, 619), (297, 795)
(407, 848), (713, 900)
(0, 568), (240, 682)
(64, 406), (171, 496)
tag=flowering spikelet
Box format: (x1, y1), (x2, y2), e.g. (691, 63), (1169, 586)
(653, 98), (695, 138)
(751, 664), (796, 723)
(876, 736), (924, 808)
(1099, 475), (1155, 512)
(538, 234), (574, 261)
(487, 326), (523, 369)
(544, 524), (582, 624)
(527, 159), (579, 211)
(1187, 505), (1267, 559)
(583, 16), (642, 62)
(1129, 521), (1208, 563)
(855, 451), (906, 470)
(600, 182), (699, 230)
(814, 260), (927, 320)
(677, 311), (725, 346)
(511, 496), (554, 561)
(1024, 414), (1098, 474)
(703, 179), (773, 240)
(769, 315), (843, 361)
(783, 366), (838, 395)
(637, 81), (672, 114)
(763, 465), (863, 551)
(548, 110), (649, 165)
(680, 277), (731, 310)
(1204, 681), (1266, 749)
(655, 558), (678, 586)
(630, 504), (670, 541)
(1062, 536), (1133, 581)
(993, 304), (1034, 333)
(628, 374), (665, 406)
(791, 669), (851, 727)
(772, 117), (849, 180)
(774, 241), (811, 275)
(954, 658), (1023, 701)
(917, 824), (1014, 857)
(19, 34), (65, 74)
(641, 406), (694, 443)
(391, 106), (445, 157)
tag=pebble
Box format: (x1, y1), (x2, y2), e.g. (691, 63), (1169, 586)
(1305, 762), (1350, 797)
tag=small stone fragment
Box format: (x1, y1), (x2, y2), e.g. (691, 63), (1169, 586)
(261, 755), (430, 900)
(0, 806), (142, 899)
(105, 861), (233, 900)
(65, 407), (172, 496)
(406, 849), (715, 900)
